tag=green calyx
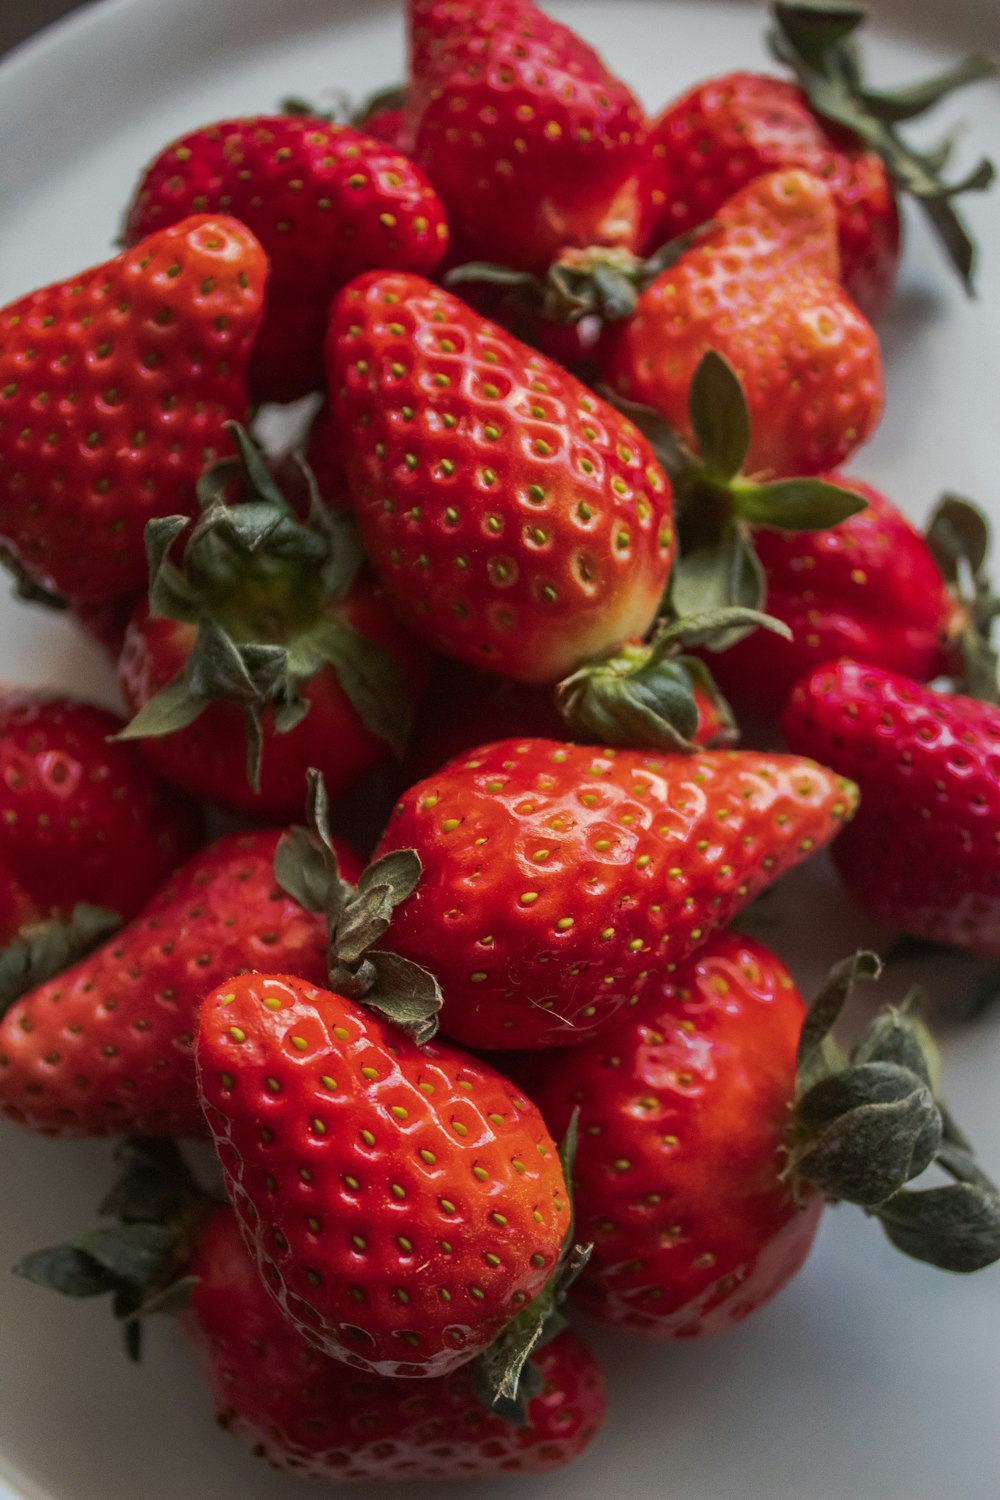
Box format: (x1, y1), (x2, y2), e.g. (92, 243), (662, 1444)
(474, 1112), (592, 1424)
(0, 544), (68, 612)
(786, 952), (1000, 1272)
(275, 769), (442, 1044)
(925, 493), (1000, 705)
(445, 230), (709, 333)
(769, 1), (999, 293)
(118, 423), (414, 791)
(0, 904), (121, 1017)
(13, 1137), (210, 1361)
(556, 608), (790, 752)
(609, 351), (868, 615)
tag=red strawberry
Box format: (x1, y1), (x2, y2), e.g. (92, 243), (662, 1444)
(197, 970), (572, 1377)
(373, 737), (858, 1050)
(0, 828), (361, 1138)
(123, 116), (449, 403)
(0, 216), (265, 606)
(327, 272), (675, 684)
(536, 937), (1000, 1336)
(117, 426), (429, 819)
(601, 169), (884, 480)
(15, 1140), (606, 1481)
(0, 688), (201, 945)
(709, 477), (963, 716)
(406, 0), (648, 271)
(641, 3), (997, 314)
(782, 662), (1000, 955)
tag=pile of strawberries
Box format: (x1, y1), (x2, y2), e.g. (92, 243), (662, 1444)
(3, 0), (1000, 1485)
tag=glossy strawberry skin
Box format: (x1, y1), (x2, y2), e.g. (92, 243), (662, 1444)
(186, 1206), (605, 1480)
(0, 689), (202, 941)
(407, 0), (648, 272)
(327, 272), (675, 683)
(0, 216), (265, 605)
(641, 73), (900, 320)
(0, 830), (361, 1139)
(709, 478), (960, 715)
(117, 576), (429, 819)
(197, 972), (571, 1378)
(782, 663), (1000, 955)
(536, 932), (824, 1337)
(124, 117), (449, 403)
(374, 738), (858, 1050)
(602, 170), (884, 479)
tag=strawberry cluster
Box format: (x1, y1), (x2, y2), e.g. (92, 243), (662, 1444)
(2, 0), (1000, 1487)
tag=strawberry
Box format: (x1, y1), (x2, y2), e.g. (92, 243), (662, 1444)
(197, 970), (572, 1378)
(0, 828), (361, 1138)
(0, 688), (201, 945)
(0, 216), (265, 606)
(536, 939), (1000, 1337)
(117, 426), (429, 819)
(327, 272), (675, 684)
(641, 4), (997, 314)
(15, 1140), (606, 1480)
(708, 478), (965, 716)
(123, 116), (449, 403)
(405, 0), (648, 271)
(782, 662), (1000, 955)
(601, 169), (884, 480)
(373, 737), (858, 1050)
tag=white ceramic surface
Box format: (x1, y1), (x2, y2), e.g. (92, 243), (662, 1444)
(1, 2), (999, 1498)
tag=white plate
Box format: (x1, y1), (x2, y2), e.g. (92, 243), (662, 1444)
(1, 2), (999, 1498)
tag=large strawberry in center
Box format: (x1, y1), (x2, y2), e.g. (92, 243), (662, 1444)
(326, 272), (674, 683)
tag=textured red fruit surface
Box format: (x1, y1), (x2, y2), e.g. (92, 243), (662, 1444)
(0, 689), (201, 941)
(407, 0), (648, 271)
(327, 272), (674, 683)
(710, 478), (959, 714)
(603, 169), (884, 479)
(374, 738), (858, 1049)
(536, 932), (823, 1337)
(118, 575), (429, 819)
(782, 662), (1000, 955)
(642, 72), (900, 318)
(196, 972), (570, 1378)
(124, 117), (449, 403)
(0, 215), (265, 604)
(186, 1206), (605, 1480)
(0, 830), (361, 1138)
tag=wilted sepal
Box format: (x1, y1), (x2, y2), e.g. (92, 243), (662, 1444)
(118, 423), (411, 791)
(474, 1113), (592, 1425)
(557, 608), (788, 751)
(0, 904), (121, 1017)
(768, 0), (998, 293)
(12, 1137), (211, 1360)
(275, 770), (442, 1044)
(925, 493), (1000, 705)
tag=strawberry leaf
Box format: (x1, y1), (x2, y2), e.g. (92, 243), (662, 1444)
(304, 616), (413, 758)
(671, 522), (767, 619)
(687, 351), (751, 482)
(875, 1182), (1000, 1272)
(0, 904), (121, 1016)
(730, 477), (869, 530)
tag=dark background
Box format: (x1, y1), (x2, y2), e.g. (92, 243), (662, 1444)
(1, 0), (85, 55)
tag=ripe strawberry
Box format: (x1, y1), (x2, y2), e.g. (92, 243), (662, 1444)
(536, 937), (1000, 1337)
(0, 688), (201, 944)
(406, 0), (648, 271)
(327, 272), (675, 684)
(601, 169), (884, 479)
(123, 116), (449, 403)
(709, 477), (964, 716)
(0, 216), (265, 606)
(641, 4), (997, 313)
(117, 426), (429, 819)
(0, 829), (361, 1138)
(197, 971), (572, 1377)
(373, 737), (858, 1050)
(782, 662), (1000, 955)
(15, 1140), (606, 1480)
